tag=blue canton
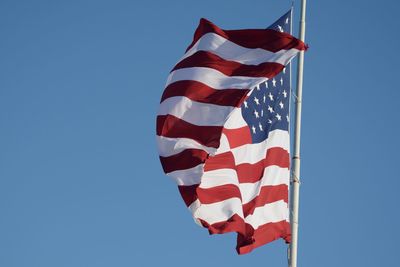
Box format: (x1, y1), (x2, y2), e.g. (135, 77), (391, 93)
(241, 10), (292, 144)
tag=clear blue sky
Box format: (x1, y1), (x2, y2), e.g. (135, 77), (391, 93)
(1, 0), (399, 266)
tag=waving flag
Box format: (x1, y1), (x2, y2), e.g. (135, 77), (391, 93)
(157, 11), (306, 254)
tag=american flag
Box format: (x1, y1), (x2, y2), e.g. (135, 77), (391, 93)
(157, 11), (306, 254)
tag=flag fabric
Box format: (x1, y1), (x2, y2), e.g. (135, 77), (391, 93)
(157, 12), (306, 254)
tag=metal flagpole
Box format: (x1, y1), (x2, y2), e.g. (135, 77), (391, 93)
(289, 0), (307, 266)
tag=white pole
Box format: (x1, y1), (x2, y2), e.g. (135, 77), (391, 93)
(289, 0), (307, 267)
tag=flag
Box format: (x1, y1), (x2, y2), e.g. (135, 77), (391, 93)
(157, 12), (306, 254)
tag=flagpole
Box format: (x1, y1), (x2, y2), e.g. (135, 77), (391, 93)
(289, 0), (307, 266)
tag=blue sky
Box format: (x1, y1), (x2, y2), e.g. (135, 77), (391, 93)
(1, 0), (399, 266)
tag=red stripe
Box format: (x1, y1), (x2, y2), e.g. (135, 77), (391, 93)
(203, 151), (236, 172)
(172, 51), (285, 78)
(242, 184), (288, 217)
(178, 184), (199, 207)
(196, 183), (287, 211)
(196, 184), (241, 204)
(157, 114), (222, 148)
(161, 80), (249, 107)
(200, 214), (246, 235)
(187, 18), (307, 53)
(160, 149), (208, 174)
(223, 126), (252, 149)
(237, 147), (290, 183)
(177, 183), (241, 209)
(200, 215), (290, 255)
(237, 220), (291, 254)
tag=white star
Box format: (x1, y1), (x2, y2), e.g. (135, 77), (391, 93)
(277, 25), (284, 32)
(276, 113), (282, 121)
(252, 125), (256, 134)
(256, 84), (260, 91)
(283, 67), (286, 74)
(254, 97), (260, 105)
(254, 110), (259, 118)
(272, 78), (277, 87)
(244, 101), (248, 108)
(268, 92), (274, 101)
(280, 77), (283, 85)
(263, 94), (266, 103)
(268, 119), (272, 124)
(282, 90), (287, 98)
(279, 101), (284, 109)
(265, 81), (269, 88)
(286, 115), (290, 122)
(285, 17), (289, 24)
(261, 109), (264, 117)
(258, 122), (263, 131)
(268, 105), (274, 113)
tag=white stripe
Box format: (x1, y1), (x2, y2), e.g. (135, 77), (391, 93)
(224, 107), (247, 129)
(181, 32), (301, 66)
(199, 165), (288, 189)
(166, 67), (268, 90)
(192, 198), (288, 227)
(214, 133), (230, 154)
(193, 197), (244, 225)
(188, 199), (203, 226)
(167, 164), (204, 185)
(173, 158), (289, 188)
(158, 96), (235, 126)
(157, 135), (216, 157)
(199, 168), (238, 189)
(245, 200), (289, 229)
(231, 129), (290, 165)
(258, 165), (290, 187)
(189, 199), (201, 213)
(240, 166), (289, 204)
(170, 165), (289, 200)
